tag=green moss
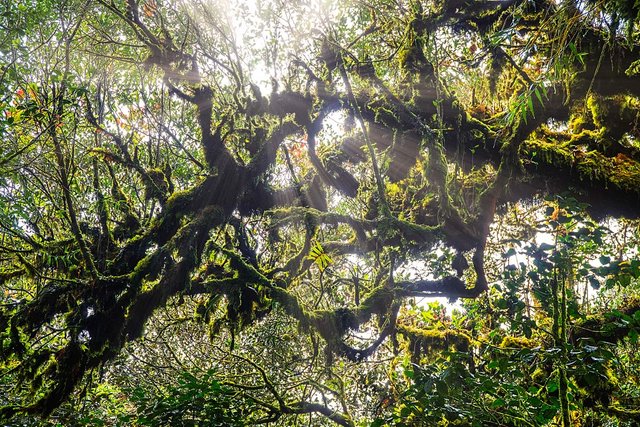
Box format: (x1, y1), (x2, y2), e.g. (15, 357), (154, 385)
(568, 128), (601, 146)
(383, 216), (440, 245)
(0, 268), (26, 284)
(499, 335), (534, 349)
(606, 406), (640, 421)
(582, 151), (640, 191)
(397, 42), (412, 73)
(399, 324), (472, 359)
(587, 94), (640, 140)
(165, 188), (194, 212)
(524, 134), (640, 193)
(397, 19), (418, 72)
(575, 297), (640, 341)
(216, 245), (269, 285)
(586, 94), (604, 128)
(397, 5), (430, 78)
(569, 113), (591, 133)
(144, 168), (169, 202)
(311, 308), (359, 344)
(525, 135), (573, 166)
(129, 247), (168, 284)
(152, 190), (211, 245)
(573, 359), (618, 408)
(531, 367), (546, 384)
(358, 286), (395, 319)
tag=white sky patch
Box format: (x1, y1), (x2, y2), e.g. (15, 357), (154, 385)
(186, 0), (338, 92)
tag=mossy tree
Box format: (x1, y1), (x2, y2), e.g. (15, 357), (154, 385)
(1, 0), (640, 425)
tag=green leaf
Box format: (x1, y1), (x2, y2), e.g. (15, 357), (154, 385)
(527, 95), (535, 118)
(307, 241), (333, 272)
(534, 87), (544, 105)
(491, 398), (505, 408)
(569, 42), (578, 56)
(538, 243), (555, 252)
(504, 247), (517, 258)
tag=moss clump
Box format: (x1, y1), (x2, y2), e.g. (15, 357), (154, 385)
(568, 112), (593, 134)
(399, 324), (472, 361)
(358, 286), (395, 321)
(524, 134), (574, 168)
(577, 150), (640, 192)
(568, 128), (601, 146)
(575, 363), (617, 408)
(397, 4), (433, 80)
(524, 134), (640, 194)
(129, 249), (165, 284)
(499, 335), (534, 349)
(312, 308), (359, 344)
(397, 22), (425, 74)
(144, 168), (169, 202)
(530, 367), (547, 384)
(165, 188), (194, 213)
(574, 297), (640, 341)
(587, 94), (640, 140)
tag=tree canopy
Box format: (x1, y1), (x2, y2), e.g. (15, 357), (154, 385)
(1, 0), (640, 425)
